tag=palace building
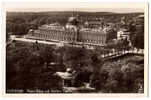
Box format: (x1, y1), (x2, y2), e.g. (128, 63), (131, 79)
(26, 16), (108, 46)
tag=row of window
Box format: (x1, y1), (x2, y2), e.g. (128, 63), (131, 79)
(39, 28), (76, 32)
(31, 33), (76, 42)
(79, 33), (106, 41)
(29, 30), (106, 44)
(39, 30), (76, 37)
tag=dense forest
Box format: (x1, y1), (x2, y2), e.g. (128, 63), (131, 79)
(6, 41), (144, 93)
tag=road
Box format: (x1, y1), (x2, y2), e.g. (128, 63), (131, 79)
(13, 37), (64, 47)
(11, 36), (96, 49)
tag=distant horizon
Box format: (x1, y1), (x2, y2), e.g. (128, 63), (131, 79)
(4, 2), (146, 13)
(6, 10), (144, 14)
(5, 8), (144, 13)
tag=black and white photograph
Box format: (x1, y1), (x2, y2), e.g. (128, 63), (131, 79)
(2, 2), (148, 96)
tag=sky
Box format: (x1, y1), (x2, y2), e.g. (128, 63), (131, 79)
(3, 2), (146, 13)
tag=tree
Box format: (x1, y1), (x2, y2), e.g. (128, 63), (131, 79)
(6, 42), (63, 92)
(55, 47), (66, 65)
(101, 62), (124, 93)
(131, 33), (144, 49)
(121, 62), (144, 92)
(63, 47), (89, 71)
(6, 46), (33, 90)
(120, 38), (130, 53)
(89, 50), (105, 90)
(129, 17), (144, 49)
(106, 28), (117, 43)
(99, 56), (144, 93)
(39, 45), (56, 68)
(91, 52), (104, 73)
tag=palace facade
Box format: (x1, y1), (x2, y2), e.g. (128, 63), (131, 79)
(26, 16), (107, 46)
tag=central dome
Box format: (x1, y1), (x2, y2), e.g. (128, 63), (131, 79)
(68, 17), (76, 22)
(68, 17), (78, 26)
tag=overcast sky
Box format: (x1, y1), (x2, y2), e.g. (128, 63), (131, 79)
(4, 2), (146, 13)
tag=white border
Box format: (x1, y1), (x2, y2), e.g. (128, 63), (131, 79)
(0, 0), (150, 99)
